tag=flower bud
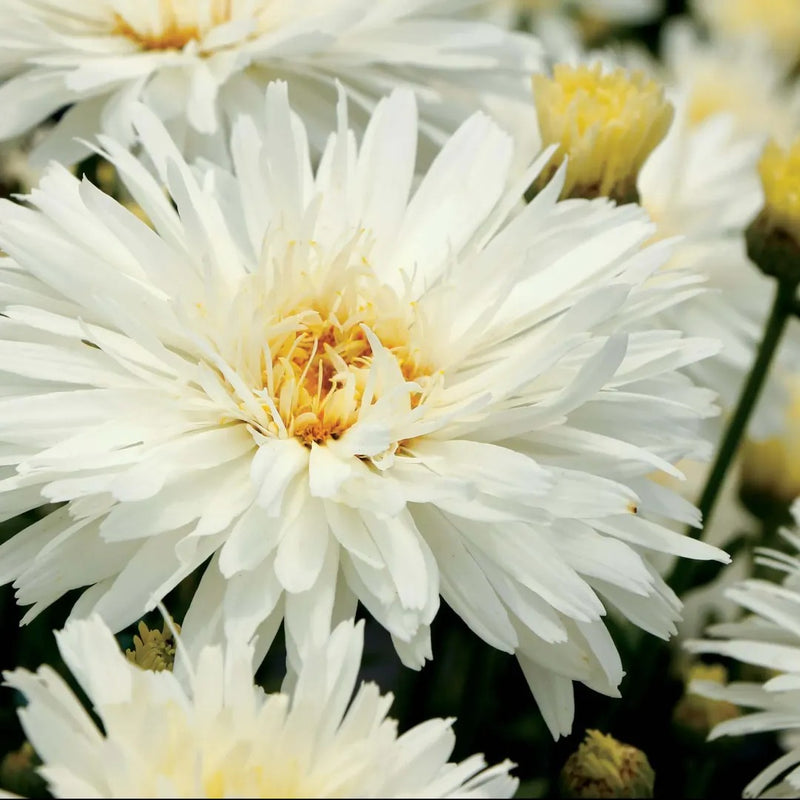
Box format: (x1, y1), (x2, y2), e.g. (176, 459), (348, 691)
(531, 63), (673, 204)
(746, 137), (800, 282)
(560, 729), (655, 798)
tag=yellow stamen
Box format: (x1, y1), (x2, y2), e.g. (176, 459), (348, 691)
(532, 63), (674, 203)
(259, 295), (431, 448)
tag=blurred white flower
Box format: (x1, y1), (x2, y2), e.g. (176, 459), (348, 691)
(3, 616), (517, 798)
(692, 0), (800, 66)
(0, 83), (725, 739)
(660, 19), (800, 146)
(0, 0), (541, 164)
(687, 500), (800, 798)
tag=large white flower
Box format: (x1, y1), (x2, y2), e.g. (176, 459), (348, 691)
(686, 500), (800, 798)
(0, 83), (726, 738)
(3, 616), (517, 798)
(0, 0), (541, 165)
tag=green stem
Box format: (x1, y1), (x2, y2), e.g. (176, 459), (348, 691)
(668, 277), (798, 597)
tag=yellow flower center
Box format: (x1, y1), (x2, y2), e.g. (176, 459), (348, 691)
(256, 285), (433, 448)
(113, 0), (237, 50)
(532, 63), (674, 203)
(702, 0), (800, 62)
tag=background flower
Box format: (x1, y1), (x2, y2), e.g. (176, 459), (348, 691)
(0, 0), (541, 164)
(687, 500), (800, 798)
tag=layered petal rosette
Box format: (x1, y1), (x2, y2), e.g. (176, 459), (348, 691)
(0, 83), (726, 737)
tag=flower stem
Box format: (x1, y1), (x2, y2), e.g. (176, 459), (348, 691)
(669, 277), (798, 597)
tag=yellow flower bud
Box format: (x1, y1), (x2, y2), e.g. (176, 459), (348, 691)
(746, 136), (800, 281)
(532, 63), (673, 204)
(561, 729), (655, 798)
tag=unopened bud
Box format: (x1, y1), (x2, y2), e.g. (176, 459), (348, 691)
(746, 137), (800, 282)
(560, 729), (655, 798)
(531, 63), (673, 204)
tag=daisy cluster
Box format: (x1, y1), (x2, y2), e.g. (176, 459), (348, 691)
(0, 1), (797, 798)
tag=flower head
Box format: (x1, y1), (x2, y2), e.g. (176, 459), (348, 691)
(532, 62), (673, 203)
(4, 616), (517, 798)
(0, 0), (541, 164)
(0, 83), (726, 738)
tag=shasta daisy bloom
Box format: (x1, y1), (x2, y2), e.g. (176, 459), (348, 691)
(0, 82), (726, 738)
(686, 501), (800, 798)
(3, 616), (518, 798)
(0, 0), (541, 165)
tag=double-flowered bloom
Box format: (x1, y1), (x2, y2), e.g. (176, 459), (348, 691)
(0, 80), (727, 737)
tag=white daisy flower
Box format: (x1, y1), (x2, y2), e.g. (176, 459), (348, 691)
(0, 82), (726, 738)
(3, 615), (518, 798)
(686, 500), (800, 798)
(0, 0), (541, 165)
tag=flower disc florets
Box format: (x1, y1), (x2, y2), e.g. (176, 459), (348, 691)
(243, 267), (434, 449)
